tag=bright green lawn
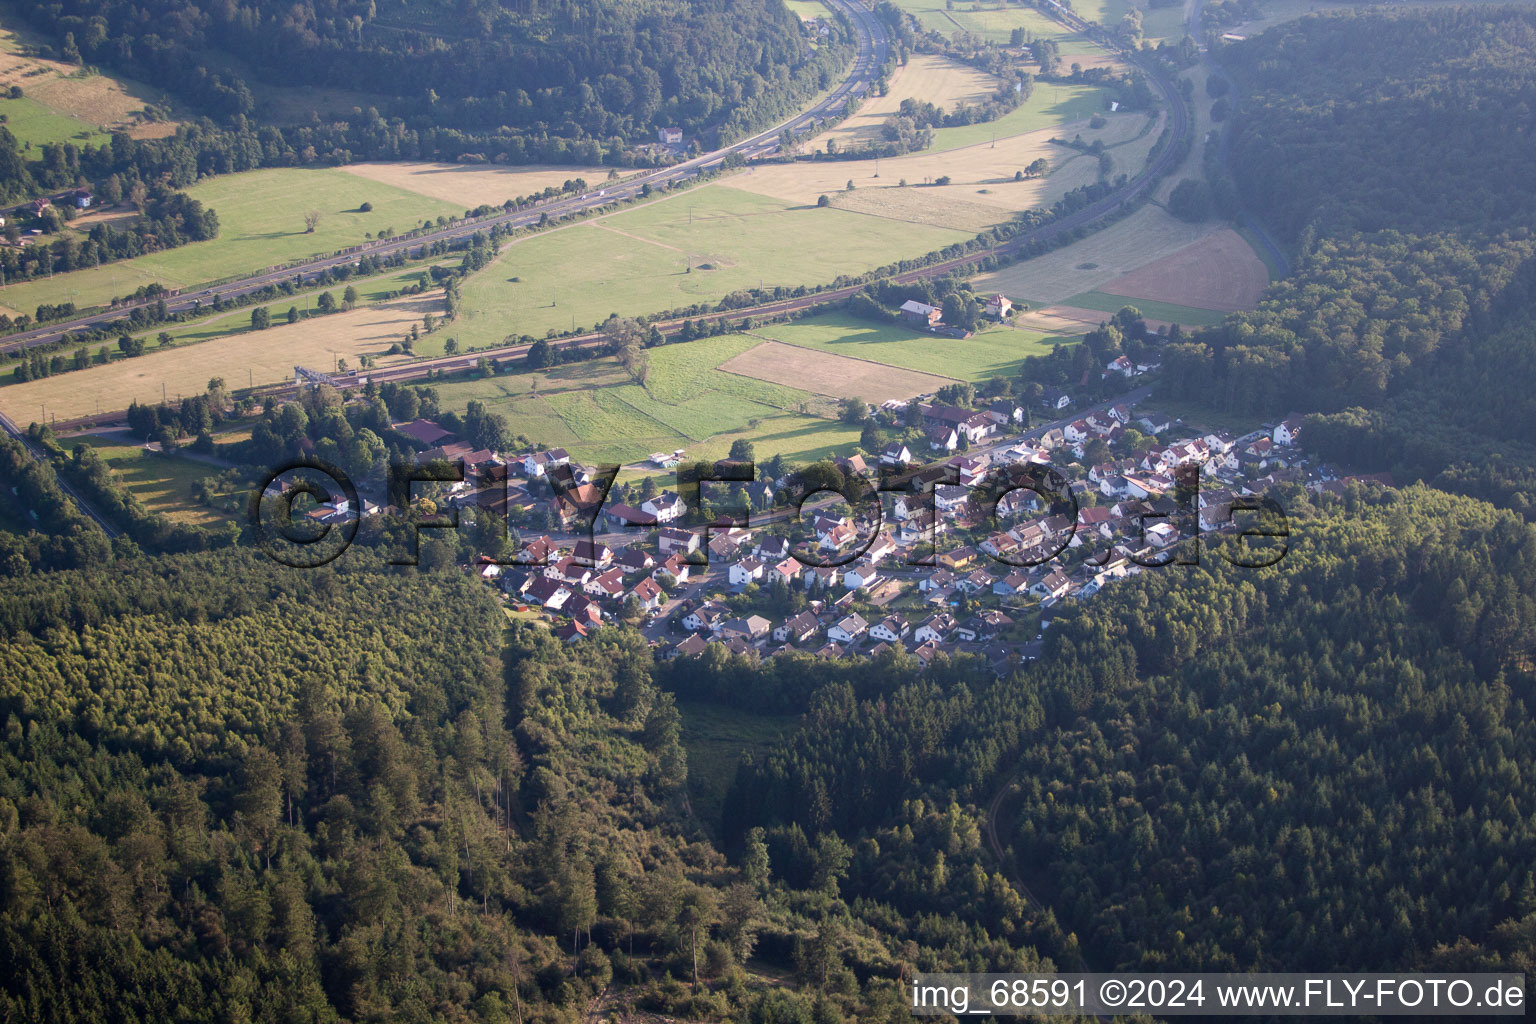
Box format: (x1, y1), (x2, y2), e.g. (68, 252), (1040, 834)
(679, 701), (799, 837)
(783, 0), (829, 18)
(1062, 289), (1230, 326)
(892, 0), (1102, 54)
(755, 311), (1070, 380)
(67, 437), (235, 524)
(0, 94), (108, 148)
(928, 82), (1107, 153)
(445, 184), (972, 352)
(0, 167), (463, 313)
(430, 335), (843, 465)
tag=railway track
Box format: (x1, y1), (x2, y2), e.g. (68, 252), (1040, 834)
(39, 0), (1191, 433)
(0, 0), (890, 360)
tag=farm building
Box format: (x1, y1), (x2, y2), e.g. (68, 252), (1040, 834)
(899, 299), (942, 328)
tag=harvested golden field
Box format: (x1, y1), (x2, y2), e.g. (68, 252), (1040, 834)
(0, 294), (433, 423)
(1017, 305), (1182, 333)
(0, 25), (168, 133)
(338, 162), (613, 208)
(826, 187), (1012, 232)
(727, 108), (1151, 231)
(717, 339), (958, 404)
(972, 204), (1216, 303)
(1099, 227), (1269, 312)
(815, 55), (1001, 151)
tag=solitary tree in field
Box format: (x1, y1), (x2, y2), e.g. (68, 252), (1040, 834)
(316, 291), (337, 314)
(444, 338), (458, 355)
(251, 307), (270, 330)
(342, 285), (358, 308)
(304, 210), (322, 233)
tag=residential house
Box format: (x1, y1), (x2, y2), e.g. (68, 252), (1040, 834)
(1106, 355), (1135, 378)
(775, 611), (821, 644)
(756, 535), (791, 561)
(984, 293), (1013, 319)
(526, 576), (572, 610)
(629, 577), (665, 612)
(641, 491), (686, 523)
(719, 615), (771, 643)
(565, 593), (603, 628)
(615, 546), (657, 572)
(936, 546), (977, 571)
(654, 553), (691, 583)
(927, 425), (959, 452)
(880, 442), (913, 466)
(864, 534), (897, 563)
(771, 556), (803, 584)
(554, 620), (588, 643)
(729, 557), (766, 586)
(584, 568), (626, 600)
(1273, 417), (1303, 446)
(520, 448), (571, 477)
(681, 601), (728, 633)
(572, 540), (614, 567)
(827, 613), (869, 644)
(544, 556), (593, 587)
(1030, 570), (1071, 601)
(658, 526), (700, 556)
(993, 569), (1031, 597)
(914, 613), (954, 644)
(395, 418), (455, 446)
(841, 563), (881, 591)
(1040, 387), (1071, 411)
(899, 299), (942, 327)
(669, 633), (710, 659)
(803, 565), (841, 591)
(870, 615), (910, 643)
(658, 126), (684, 144)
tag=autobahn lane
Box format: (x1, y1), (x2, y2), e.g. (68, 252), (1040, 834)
(0, 0), (891, 358)
(41, 0), (1193, 429)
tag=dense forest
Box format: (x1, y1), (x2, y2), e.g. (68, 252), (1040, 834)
(723, 487), (1536, 973)
(1225, 6), (1536, 243)
(1162, 6), (1536, 521)
(0, 551), (1068, 1022)
(4, 4), (1536, 1016)
(16, 0), (849, 150)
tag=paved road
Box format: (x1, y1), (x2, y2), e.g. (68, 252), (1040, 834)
(35, 0), (1191, 439)
(0, 0), (890, 359)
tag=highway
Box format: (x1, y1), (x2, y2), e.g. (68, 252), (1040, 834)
(227, 0), (1193, 401)
(0, 0), (889, 359)
(26, 0), (1192, 436)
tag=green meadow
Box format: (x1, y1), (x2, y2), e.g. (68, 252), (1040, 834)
(0, 167), (463, 314)
(0, 94), (108, 148)
(754, 310), (1071, 380)
(439, 184), (972, 354)
(890, 0), (1102, 55)
(1062, 289), (1230, 326)
(67, 437), (236, 525)
(928, 82), (1107, 154)
(432, 334), (853, 466)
